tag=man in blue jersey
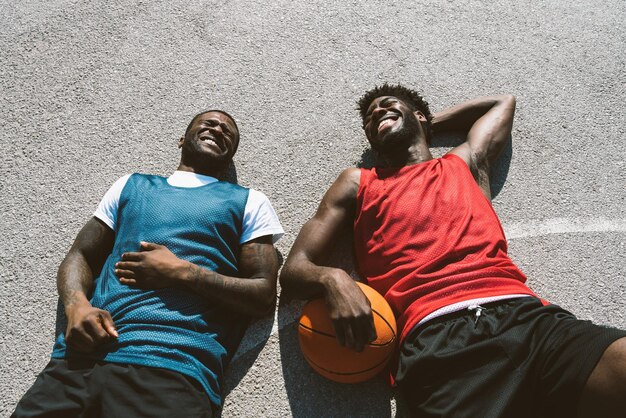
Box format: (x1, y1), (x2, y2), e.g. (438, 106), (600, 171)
(12, 110), (284, 417)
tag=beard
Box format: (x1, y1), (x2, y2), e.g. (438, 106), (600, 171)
(180, 138), (232, 172)
(370, 111), (421, 154)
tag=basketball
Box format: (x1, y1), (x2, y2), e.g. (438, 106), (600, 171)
(298, 282), (397, 383)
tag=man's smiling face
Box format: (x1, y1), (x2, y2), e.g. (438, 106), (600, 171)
(362, 96), (425, 152)
(181, 111), (240, 168)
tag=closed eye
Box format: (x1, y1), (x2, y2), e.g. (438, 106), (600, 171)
(220, 124), (234, 136)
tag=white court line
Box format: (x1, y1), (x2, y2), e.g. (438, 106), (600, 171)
(233, 217), (626, 361)
(504, 217), (626, 240)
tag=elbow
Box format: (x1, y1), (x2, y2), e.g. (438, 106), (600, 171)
(253, 291), (277, 318)
(278, 261), (306, 303)
(278, 264), (292, 291)
(500, 94), (516, 107)
(249, 282), (277, 318)
(279, 260), (300, 294)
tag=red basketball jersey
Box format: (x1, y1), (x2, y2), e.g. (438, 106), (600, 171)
(354, 153), (536, 342)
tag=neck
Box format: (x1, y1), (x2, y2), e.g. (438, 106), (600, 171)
(375, 140), (433, 168)
(177, 160), (226, 179)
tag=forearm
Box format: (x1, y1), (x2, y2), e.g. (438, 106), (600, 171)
(116, 238), (279, 317)
(433, 95), (514, 133)
(57, 250), (94, 311)
(280, 254), (347, 300)
(57, 217), (115, 312)
(180, 263), (276, 316)
(281, 253), (375, 352)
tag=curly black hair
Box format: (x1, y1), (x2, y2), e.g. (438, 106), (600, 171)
(357, 83), (434, 142)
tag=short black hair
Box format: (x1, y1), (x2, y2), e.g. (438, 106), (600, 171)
(357, 83), (434, 142)
(185, 109), (240, 140)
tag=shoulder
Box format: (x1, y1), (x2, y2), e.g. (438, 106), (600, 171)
(209, 180), (250, 201)
(117, 173), (169, 197)
(447, 144), (471, 166)
(338, 167), (361, 183)
(241, 188), (283, 244)
(219, 180), (249, 193)
(446, 146), (481, 179)
(320, 168), (360, 209)
(224, 180), (249, 190)
(246, 188), (270, 208)
(334, 168), (361, 194)
(124, 173), (164, 186)
(215, 182), (250, 212)
(444, 150), (491, 199)
(106, 173), (134, 196)
(128, 173), (158, 179)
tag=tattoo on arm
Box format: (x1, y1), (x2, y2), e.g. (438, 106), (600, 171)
(183, 237), (279, 316)
(57, 217), (114, 307)
(240, 240), (278, 278)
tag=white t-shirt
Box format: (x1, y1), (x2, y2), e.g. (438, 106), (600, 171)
(94, 172), (284, 244)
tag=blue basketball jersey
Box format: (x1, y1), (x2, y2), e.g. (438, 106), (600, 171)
(52, 174), (250, 406)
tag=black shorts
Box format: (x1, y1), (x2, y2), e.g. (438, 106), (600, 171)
(11, 358), (213, 418)
(395, 297), (626, 418)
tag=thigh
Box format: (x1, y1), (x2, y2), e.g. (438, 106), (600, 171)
(396, 305), (531, 418)
(397, 298), (626, 418)
(96, 363), (213, 418)
(531, 314), (626, 418)
(577, 337), (626, 417)
(11, 358), (94, 418)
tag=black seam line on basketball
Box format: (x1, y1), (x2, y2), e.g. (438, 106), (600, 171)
(298, 322), (396, 347)
(302, 351), (390, 376)
(298, 323), (335, 338)
(371, 307), (397, 339)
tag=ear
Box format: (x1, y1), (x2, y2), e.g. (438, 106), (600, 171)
(414, 110), (427, 122)
(178, 136), (185, 148)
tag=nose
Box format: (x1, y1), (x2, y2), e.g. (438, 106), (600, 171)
(204, 119), (223, 135)
(372, 106), (385, 118)
(371, 105), (390, 122)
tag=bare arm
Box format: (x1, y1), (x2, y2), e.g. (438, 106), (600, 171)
(280, 168), (376, 352)
(57, 217), (118, 352)
(183, 236), (279, 316)
(115, 235), (279, 317)
(434, 94), (516, 198)
(280, 168), (359, 298)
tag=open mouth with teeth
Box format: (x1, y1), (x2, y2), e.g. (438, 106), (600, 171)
(198, 130), (224, 151)
(376, 113), (400, 134)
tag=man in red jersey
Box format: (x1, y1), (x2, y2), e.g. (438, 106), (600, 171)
(280, 84), (626, 418)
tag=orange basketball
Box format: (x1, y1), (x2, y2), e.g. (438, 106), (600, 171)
(298, 282), (397, 383)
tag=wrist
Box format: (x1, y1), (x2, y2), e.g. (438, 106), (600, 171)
(320, 268), (347, 292)
(178, 261), (200, 286)
(64, 293), (91, 315)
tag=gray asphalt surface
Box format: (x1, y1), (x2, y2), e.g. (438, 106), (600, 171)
(2, 0), (625, 416)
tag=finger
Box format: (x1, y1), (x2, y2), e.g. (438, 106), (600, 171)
(119, 277), (138, 286)
(84, 315), (111, 343)
(343, 321), (356, 351)
(352, 317), (368, 352)
(66, 330), (95, 353)
(140, 241), (161, 251)
(99, 311), (118, 338)
(121, 252), (142, 261)
(114, 269), (137, 279)
(332, 319), (346, 347)
(356, 312), (377, 351)
(115, 261), (141, 270)
(367, 314), (377, 343)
